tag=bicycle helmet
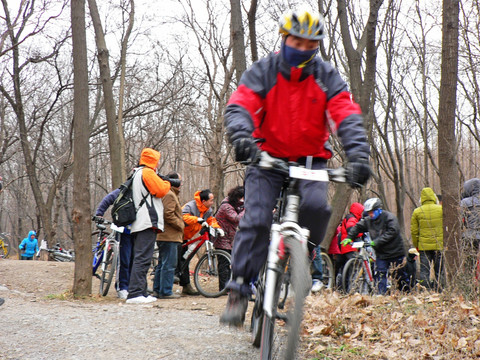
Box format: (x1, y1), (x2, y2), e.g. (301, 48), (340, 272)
(279, 9), (325, 40)
(363, 198), (382, 212)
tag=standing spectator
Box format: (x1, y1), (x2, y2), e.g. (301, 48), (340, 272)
(153, 172), (184, 299)
(460, 178), (480, 280)
(220, 7), (370, 326)
(344, 198), (408, 294)
(338, 202), (365, 287)
(181, 189), (223, 295)
(410, 187), (444, 291)
(94, 188), (134, 300)
(19, 231), (39, 260)
(215, 186), (245, 291)
(125, 148), (171, 304)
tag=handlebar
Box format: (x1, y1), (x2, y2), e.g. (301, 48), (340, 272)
(250, 151), (346, 183)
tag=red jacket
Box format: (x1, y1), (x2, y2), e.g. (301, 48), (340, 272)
(225, 50), (369, 161)
(340, 202), (365, 254)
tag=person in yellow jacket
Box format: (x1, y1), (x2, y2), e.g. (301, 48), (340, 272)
(410, 187), (444, 291)
(180, 189), (224, 295)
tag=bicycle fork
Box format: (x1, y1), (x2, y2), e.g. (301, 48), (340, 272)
(263, 223), (309, 318)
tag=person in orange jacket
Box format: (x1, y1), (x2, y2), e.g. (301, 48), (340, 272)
(126, 148), (172, 304)
(180, 189), (223, 295)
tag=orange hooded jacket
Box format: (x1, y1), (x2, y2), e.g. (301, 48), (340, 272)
(182, 190), (220, 240)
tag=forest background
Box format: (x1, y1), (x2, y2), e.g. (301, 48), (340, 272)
(0, 0), (476, 293)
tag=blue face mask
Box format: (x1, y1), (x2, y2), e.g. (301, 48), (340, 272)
(282, 41), (318, 68)
(369, 209), (382, 220)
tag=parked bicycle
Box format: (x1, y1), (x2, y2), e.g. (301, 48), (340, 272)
(91, 216), (120, 296)
(38, 241), (75, 262)
(0, 232), (10, 258)
(342, 233), (377, 295)
(181, 223), (232, 298)
(249, 152), (346, 360)
(317, 250), (335, 289)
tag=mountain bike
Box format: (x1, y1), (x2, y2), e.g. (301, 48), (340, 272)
(182, 223), (232, 298)
(342, 234), (377, 295)
(249, 152), (346, 360)
(91, 216), (120, 296)
(0, 232), (10, 258)
(318, 250), (335, 289)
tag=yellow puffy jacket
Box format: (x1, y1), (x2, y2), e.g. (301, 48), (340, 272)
(410, 187), (443, 251)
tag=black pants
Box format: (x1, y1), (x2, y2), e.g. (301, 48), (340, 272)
(419, 250), (444, 291)
(127, 228), (156, 299)
(217, 249), (231, 291)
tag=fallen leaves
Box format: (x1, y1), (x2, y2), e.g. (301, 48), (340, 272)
(301, 291), (480, 359)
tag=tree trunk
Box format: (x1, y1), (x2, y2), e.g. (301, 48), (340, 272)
(230, 0), (247, 83)
(438, 0), (460, 280)
(71, 0), (92, 296)
(88, 0), (123, 188)
(247, 0), (258, 63)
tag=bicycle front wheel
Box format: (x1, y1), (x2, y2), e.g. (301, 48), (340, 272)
(193, 249), (231, 298)
(0, 234), (10, 258)
(261, 237), (310, 360)
(99, 241), (119, 296)
(251, 264), (267, 348)
(342, 257), (371, 295)
(321, 252), (334, 289)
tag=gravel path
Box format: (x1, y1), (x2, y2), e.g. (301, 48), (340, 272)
(0, 260), (259, 360)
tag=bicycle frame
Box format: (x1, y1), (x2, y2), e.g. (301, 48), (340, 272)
(351, 241), (376, 286)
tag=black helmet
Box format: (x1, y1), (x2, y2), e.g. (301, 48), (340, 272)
(363, 198), (382, 212)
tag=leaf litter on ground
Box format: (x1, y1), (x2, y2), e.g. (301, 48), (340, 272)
(299, 290), (480, 359)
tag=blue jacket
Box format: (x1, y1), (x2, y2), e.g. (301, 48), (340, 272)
(19, 231), (39, 258)
(95, 189), (120, 216)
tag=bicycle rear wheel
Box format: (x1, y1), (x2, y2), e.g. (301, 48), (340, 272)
(99, 241), (119, 296)
(251, 265), (266, 348)
(342, 257), (371, 295)
(321, 252), (334, 289)
(0, 234), (10, 258)
(193, 249), (231, 298)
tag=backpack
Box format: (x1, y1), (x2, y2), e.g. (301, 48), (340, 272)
(111, 167), (148, 227)
(337, 213), (355, 249)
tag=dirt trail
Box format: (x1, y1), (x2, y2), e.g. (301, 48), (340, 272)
(0, 259), (258, 360)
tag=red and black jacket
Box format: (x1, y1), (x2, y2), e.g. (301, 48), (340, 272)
(224, 49), (370, 161)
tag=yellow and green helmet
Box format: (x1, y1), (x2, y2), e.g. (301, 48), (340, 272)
(279, 9), (325, 40)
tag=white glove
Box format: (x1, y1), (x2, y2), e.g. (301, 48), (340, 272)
(197, 217), (205, 224)
(216, 228), (225, 237)
(202, 221), (209, 228)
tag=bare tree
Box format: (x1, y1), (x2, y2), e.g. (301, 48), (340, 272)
(438, 0), (460, 279)
(230, 0), (247, 83)
(88, 0), (125, 187)
(71, 0), (92, 296)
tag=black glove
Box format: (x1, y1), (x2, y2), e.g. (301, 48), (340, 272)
(232, 138), (259, 163)
(346, 158), (371, 188)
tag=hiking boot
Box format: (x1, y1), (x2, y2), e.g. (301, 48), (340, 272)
(182, 284), (199, 296)
(219, 290), (248, 327)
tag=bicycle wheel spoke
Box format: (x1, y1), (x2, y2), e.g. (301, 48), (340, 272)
(194, 250), (231, 297)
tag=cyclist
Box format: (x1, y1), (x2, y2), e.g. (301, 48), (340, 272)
(343, 198), (408, 294)
(181, 189), (224, 295)
(220, 7), (371, 326)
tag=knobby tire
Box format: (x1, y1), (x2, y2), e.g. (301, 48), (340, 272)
(251, 264), (267, 347)
(100, 241), (118, 296)
(193, 249), (231, 298)
(320, 252), (334, 289)
(342, 257), (371, 295)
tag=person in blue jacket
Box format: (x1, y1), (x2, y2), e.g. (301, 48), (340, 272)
(19, 230), (39, 260)
(95, 188), (134, 300)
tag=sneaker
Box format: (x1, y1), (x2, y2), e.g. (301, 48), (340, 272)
(158, 293), (181, 299)
(126, 296), (152, 304)
(117, 289), (128, 300)
(219, 290), (248, 327)
(311, 279), (324, 293)
(182, 284), (199, 296)
(145, 295), (158, 303)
